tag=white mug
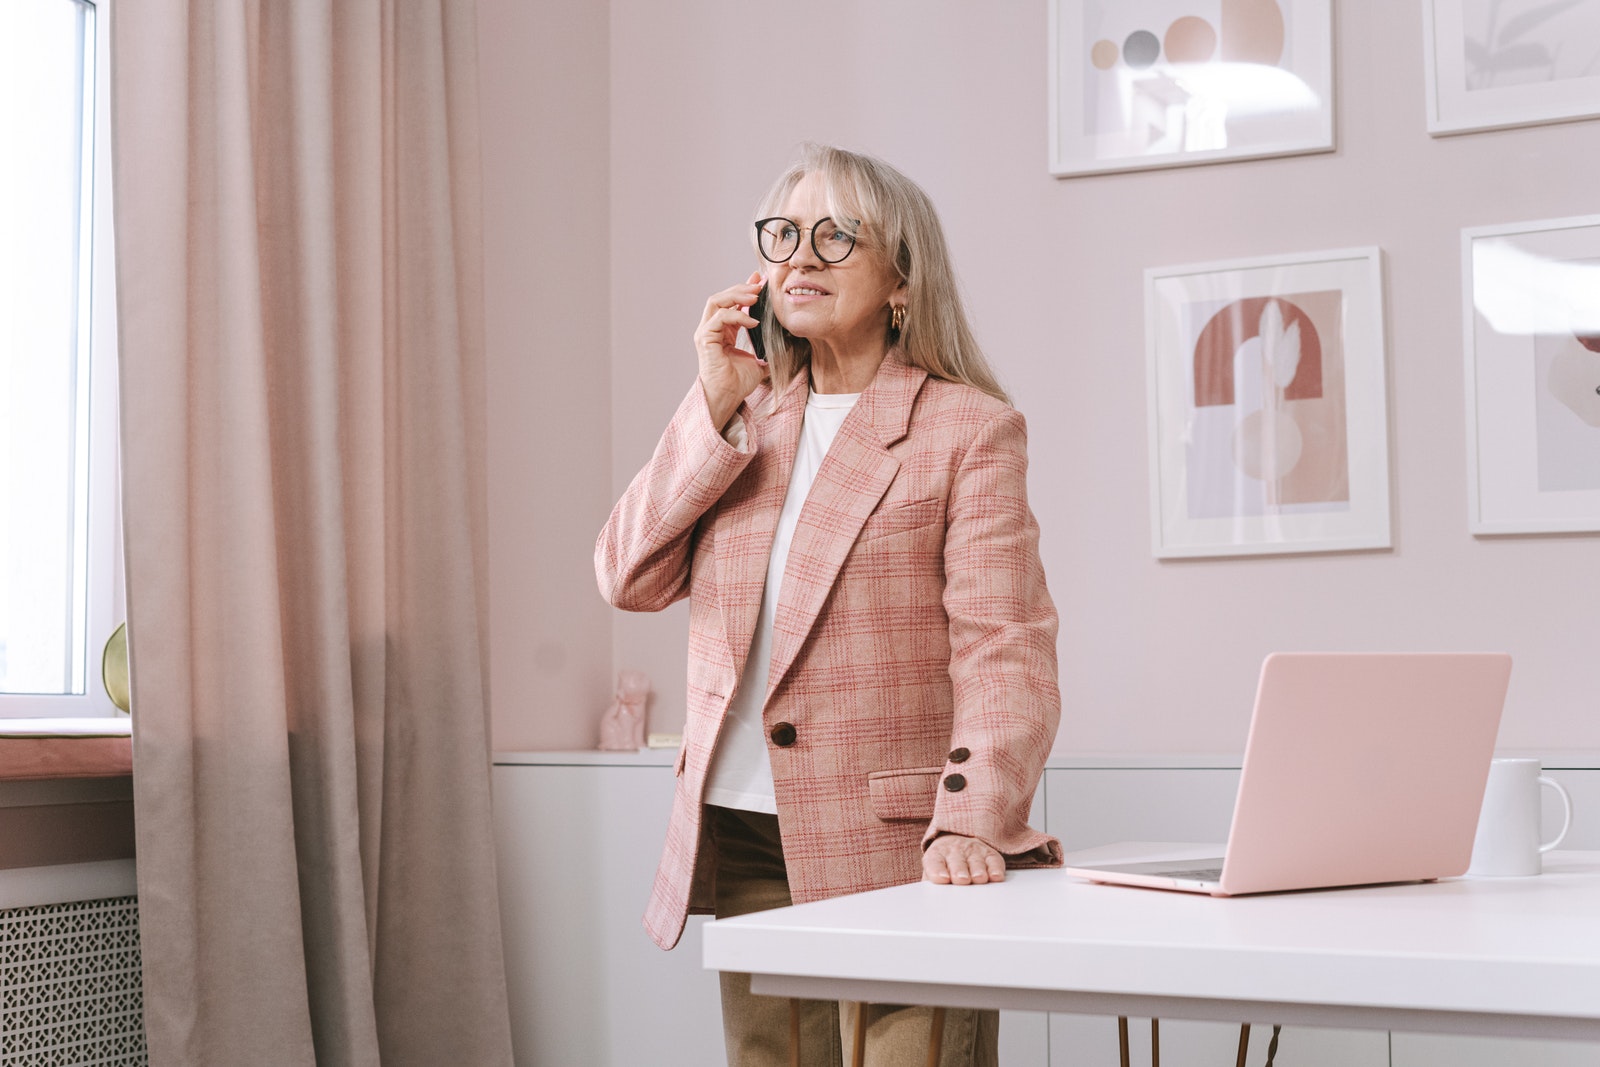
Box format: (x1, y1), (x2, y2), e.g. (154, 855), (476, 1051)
(1467, 758), (1573, 878)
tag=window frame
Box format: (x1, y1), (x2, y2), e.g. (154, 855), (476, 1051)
(0, 0), (124, 719)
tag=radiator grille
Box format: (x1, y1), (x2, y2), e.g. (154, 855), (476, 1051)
(0, 897), (147, 1067)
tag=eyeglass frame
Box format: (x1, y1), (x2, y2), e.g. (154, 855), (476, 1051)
(752, 215), (860, 265)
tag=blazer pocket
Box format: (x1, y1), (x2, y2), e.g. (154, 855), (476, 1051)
(867, 767), (942, 821)
(856, 498), (944, 544)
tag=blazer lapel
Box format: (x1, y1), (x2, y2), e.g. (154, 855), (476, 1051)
(765, 358), (928, 703)
(717, 372), (809, 683)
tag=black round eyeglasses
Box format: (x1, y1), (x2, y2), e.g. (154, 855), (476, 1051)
(753, 216), (859, 264)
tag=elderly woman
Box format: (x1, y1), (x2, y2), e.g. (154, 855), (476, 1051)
(596, 144), (1061, 1067)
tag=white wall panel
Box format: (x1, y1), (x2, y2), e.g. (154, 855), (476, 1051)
(493, 763), (724, 1066)
(1045, 767), (1240, 851)
(1052, 1017), (1389, 1067)
(1392, 1034), (1599, 1067)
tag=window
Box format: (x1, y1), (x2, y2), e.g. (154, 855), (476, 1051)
(0, 0), (123, 717)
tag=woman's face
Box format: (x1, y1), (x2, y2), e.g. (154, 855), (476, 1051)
(765, 171), (902, 355)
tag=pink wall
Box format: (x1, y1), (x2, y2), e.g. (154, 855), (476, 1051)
(479, 0), (614, 751)
(486, 0), (1600, 754)
(0, 796), (135, 869)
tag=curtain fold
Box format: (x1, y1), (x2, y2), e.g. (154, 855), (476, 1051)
(111, 1), (513, 1063)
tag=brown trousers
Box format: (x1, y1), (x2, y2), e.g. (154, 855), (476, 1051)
(707, 806), (999, 1067)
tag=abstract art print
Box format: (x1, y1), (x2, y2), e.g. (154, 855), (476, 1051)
(1464, 215), (1600, 533)
(1048, 0), (1335, 176)
(1145, 249), (1391, 558)
(1424, 0), (1600, 134)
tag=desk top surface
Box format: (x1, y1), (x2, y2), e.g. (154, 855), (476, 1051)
(702, 846), (1600, 1021)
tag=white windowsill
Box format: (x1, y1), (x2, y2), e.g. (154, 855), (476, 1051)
(0, 717), (132, 738)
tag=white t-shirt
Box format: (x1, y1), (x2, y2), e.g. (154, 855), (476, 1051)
(702, 388), (861, 813)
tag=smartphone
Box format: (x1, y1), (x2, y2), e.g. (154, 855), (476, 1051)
(746, 284), (768, 361)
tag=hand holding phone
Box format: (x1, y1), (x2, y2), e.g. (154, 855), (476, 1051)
(695, 272), (769, 431)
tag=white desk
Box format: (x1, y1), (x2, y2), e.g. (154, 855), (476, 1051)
(702, 846), (1600, 1041)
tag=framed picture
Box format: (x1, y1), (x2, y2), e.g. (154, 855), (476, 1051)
(1423, 0), (1600, 135)
(1145, 248), (1391, 558)
(1463, 215), (1600, 534)
(1048, 0), (1335, 177)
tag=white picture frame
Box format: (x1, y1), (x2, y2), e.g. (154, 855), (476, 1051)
(1463, 215), (1600, 534)
(1423, 0), (1600, 135)
(1145, 248), (1391, 559)
(1048, 0), (1336, 177)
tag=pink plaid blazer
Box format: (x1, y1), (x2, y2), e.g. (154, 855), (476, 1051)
(597, 356), (1062, 951)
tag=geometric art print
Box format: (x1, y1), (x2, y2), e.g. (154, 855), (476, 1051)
(1146, 245), (1389, 558)
(1184, 290), (1350, 519)
(1053, 0), (1334, 176)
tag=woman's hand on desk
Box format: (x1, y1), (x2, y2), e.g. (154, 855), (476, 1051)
(923, 833), (1006, 886)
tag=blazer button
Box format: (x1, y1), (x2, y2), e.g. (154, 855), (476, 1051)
(944, 773), (967, 792)
(948, 747), (971, 763)
(770, 722), (797, 747)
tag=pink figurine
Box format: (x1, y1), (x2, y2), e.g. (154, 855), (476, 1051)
(598, 669), (650, 751)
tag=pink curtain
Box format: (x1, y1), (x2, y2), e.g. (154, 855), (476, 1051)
(110, 1), (513, 1063)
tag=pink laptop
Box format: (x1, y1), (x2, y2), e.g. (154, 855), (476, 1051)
(1063, 652), (1513, 896)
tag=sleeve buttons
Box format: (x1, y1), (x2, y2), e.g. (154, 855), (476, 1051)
(943, 773), (967, 792)
(948, 747), (971, 763)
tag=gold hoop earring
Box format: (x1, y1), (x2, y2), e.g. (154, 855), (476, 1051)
(890, 304), (906, 334)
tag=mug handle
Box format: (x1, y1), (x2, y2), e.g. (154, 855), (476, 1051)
(1538, 776), (1573, 853)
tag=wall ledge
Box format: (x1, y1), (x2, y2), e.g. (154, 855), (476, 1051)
(0, 858), (136, 910)
(492, 749), (1600, 771)
(495, 749), (677, 767)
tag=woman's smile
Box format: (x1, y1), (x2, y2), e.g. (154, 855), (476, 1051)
(783, 282), (831, 304)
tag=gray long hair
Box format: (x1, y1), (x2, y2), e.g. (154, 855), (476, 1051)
(753, 144), (1009, 405)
